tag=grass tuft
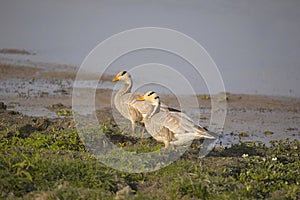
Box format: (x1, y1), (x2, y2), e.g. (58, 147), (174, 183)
(0, 125), (299, 199)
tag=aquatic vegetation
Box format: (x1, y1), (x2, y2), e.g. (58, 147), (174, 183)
(202, 95), (210, 100)
(48, 103), (74, 117)
(239, 132), (249, 137)
(264, 131), (274, 135)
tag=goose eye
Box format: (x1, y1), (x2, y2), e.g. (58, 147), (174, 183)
(154, 96), (159, 99)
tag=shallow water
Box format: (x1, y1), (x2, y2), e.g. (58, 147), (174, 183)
(1, 1), (300, 97)
(186, 108), (300, 147)
(8, 106), (58, 118)
(0, 78), (72, 98)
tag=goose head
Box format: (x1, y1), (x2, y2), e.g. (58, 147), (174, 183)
(137, 91), (160, 105)
(112, 70), (131, 83)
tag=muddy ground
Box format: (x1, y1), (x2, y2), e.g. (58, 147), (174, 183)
(0, 63), (299, 146)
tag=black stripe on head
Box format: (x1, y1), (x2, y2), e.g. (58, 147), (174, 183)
(154, 96), (159, 99)
(148, 91), (155, 96)
(121, 71), (127, 76)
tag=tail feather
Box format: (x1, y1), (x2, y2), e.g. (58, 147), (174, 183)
(195, 130), (215, 139)
(172, 131), (215, 146)
(195, 125), (216, 139)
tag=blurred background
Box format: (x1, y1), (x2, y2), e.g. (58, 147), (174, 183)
(0, 0), (299, 96)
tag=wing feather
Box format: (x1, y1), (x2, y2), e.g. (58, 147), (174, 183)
(150, 111), (214, 141)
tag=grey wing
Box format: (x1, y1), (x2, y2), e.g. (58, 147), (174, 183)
(117, 92), (145, 121)
(128, 92), (153, 117)
(147, 113), (175, 142)
(145, 112), (189, 136)
(147, 112), (168, 134)
(160, 102), (181, 112)
(161, 112), (214, 139)
(166, 112), (195, 131)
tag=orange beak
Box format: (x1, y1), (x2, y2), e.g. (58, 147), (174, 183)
(112, 76), (119, 82)
(136, 96), (145, 101)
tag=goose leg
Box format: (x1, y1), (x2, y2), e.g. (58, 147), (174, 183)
(164, 141), (169, 149)
(160, 141), (170, 155)
(131, 122), (135, 137)
(141, 127), (145, 139)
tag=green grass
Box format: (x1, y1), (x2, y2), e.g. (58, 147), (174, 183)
(0, 127), (299, 199)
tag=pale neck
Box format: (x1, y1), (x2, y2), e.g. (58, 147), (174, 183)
(115, 78), (132, 97)
(145, 102), (160, 121)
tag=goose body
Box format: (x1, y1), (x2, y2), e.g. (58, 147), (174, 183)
(137, 91), (214, 148)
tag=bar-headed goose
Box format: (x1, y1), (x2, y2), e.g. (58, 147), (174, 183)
(137, 91), (214, 148)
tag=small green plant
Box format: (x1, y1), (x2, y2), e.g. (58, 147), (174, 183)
(239, 132), (249, 137)
(264, 131), (274, 135)
(1, 123), (299, 199)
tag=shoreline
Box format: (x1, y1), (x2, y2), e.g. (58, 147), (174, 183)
(0, 61), (299, 147)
